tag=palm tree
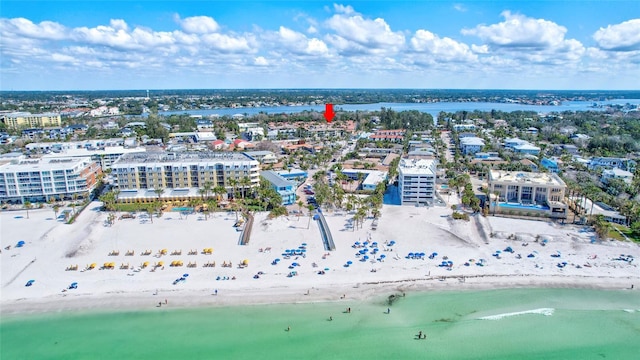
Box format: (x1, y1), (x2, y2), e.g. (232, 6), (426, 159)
(146, 204), (154, 224)
(240, 176), (252, 199)
(71, 193), (78, 215)
(203, 181), (213, 200)
(213, 185), (226, 202)
(297, 200), (304, 220)
(307, 204), (315, 229)
(591, 214), (610, 240)
(228, 178), (239, 200)
(154, 188), (165, 202)
(198, 188), (207, 201)
(53, 203), (60, 219)
(24, 200), (32, 219)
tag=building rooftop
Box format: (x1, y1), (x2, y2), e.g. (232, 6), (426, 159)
(0, 157), (93, 172)
(114, 152), (256, 165)
(261, 170), (295, 188)
(489, 170), (565, 186)
(399, 158), (437, 175)
(460, 137), (485, 146)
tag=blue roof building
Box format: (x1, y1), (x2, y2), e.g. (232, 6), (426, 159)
(261, 170), (297, 205)
(277, 168), (308, 184)
(541, 158), (560, 173)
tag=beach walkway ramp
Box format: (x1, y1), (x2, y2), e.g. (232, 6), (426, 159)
(314, 210), (335, 251)
(238, 213), (254, 245)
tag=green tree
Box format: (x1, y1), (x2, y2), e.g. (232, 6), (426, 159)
(24, 200), (32, 219)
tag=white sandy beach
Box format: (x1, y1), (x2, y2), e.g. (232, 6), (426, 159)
(2, 199), (639, 315)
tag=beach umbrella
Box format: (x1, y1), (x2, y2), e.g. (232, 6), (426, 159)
(354, 242), (360, 245)
(301, 243), (307, 246)
(324, 268), (330, 271)
(347, 261), (353, 264)
(275, 258), (280, 262)
(183, 274), (189, 277)
(380, 254), (386, 258)
(363, 255), (369, 260)
(285, 249), (292, 253)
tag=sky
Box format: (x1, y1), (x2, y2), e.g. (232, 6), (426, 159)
(1, 0), (639, 90)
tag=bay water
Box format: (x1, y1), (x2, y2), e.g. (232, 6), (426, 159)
(2, 288), (639, 359)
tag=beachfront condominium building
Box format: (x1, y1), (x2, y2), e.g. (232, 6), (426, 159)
(0, 157), (102, 204)
(0, 112), (62, 129)
(398, 158), (437, 206)
(111, 152), (260, 202)
(488, 170), (567, 218)
(260, 170), (296, 206)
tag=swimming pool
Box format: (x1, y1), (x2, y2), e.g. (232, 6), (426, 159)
(440, 185), (449, 189)
(496, 202), (549, 211)
(172, 207), (194, 212)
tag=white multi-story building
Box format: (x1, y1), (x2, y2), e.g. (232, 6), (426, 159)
(0, 157), (102, 204)
(111, 152), (260, 202)
(43, 146), (147, 170)
(398, 158), (437, 206)
(489, 170), (567, 218)
(459, 137), (485, 155)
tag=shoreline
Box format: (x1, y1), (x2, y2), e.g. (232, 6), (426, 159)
(2, 273), (636, 317)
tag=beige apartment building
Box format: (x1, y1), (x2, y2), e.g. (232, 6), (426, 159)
(488, 170), (567, 218)
(111, 152), (260, 202)
(0, 112), (62, 129)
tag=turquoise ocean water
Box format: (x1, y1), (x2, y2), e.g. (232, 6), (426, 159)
(2, 288), (639, 359)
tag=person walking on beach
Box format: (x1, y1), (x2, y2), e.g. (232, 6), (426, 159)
(387, 308), (391, 314)
(165, 299), (168, 305)
(347, 307), (351, 313)
(329, 316), (333, 321)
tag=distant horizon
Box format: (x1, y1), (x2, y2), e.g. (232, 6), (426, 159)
(1, 1), (639, 90)
(2, 88), (640, 94)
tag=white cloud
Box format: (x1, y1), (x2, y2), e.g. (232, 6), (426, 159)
(462, 11), (567, 49)
(593, 19), (640, 51)
(276, 26), (329, 56)
(0, 17), (67, 40)
(460, 11), (587, 67)
(254, 56), (269, 66)
(453, 4), (467, 12)
(333, 4), (355, 15)
(325, 8), (405, 55)
(410, 30), (477, 62)
(176, 15), (219, 34)
(471, 44), (489, 54)
(71, 23), (176, 51)
(201, 33), (254, 53)
(110, 19), (128, 31)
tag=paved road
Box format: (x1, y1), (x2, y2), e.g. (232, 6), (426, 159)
(440, 130), (455, 163)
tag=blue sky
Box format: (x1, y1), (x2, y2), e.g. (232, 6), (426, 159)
(1, 1), (639, 90)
